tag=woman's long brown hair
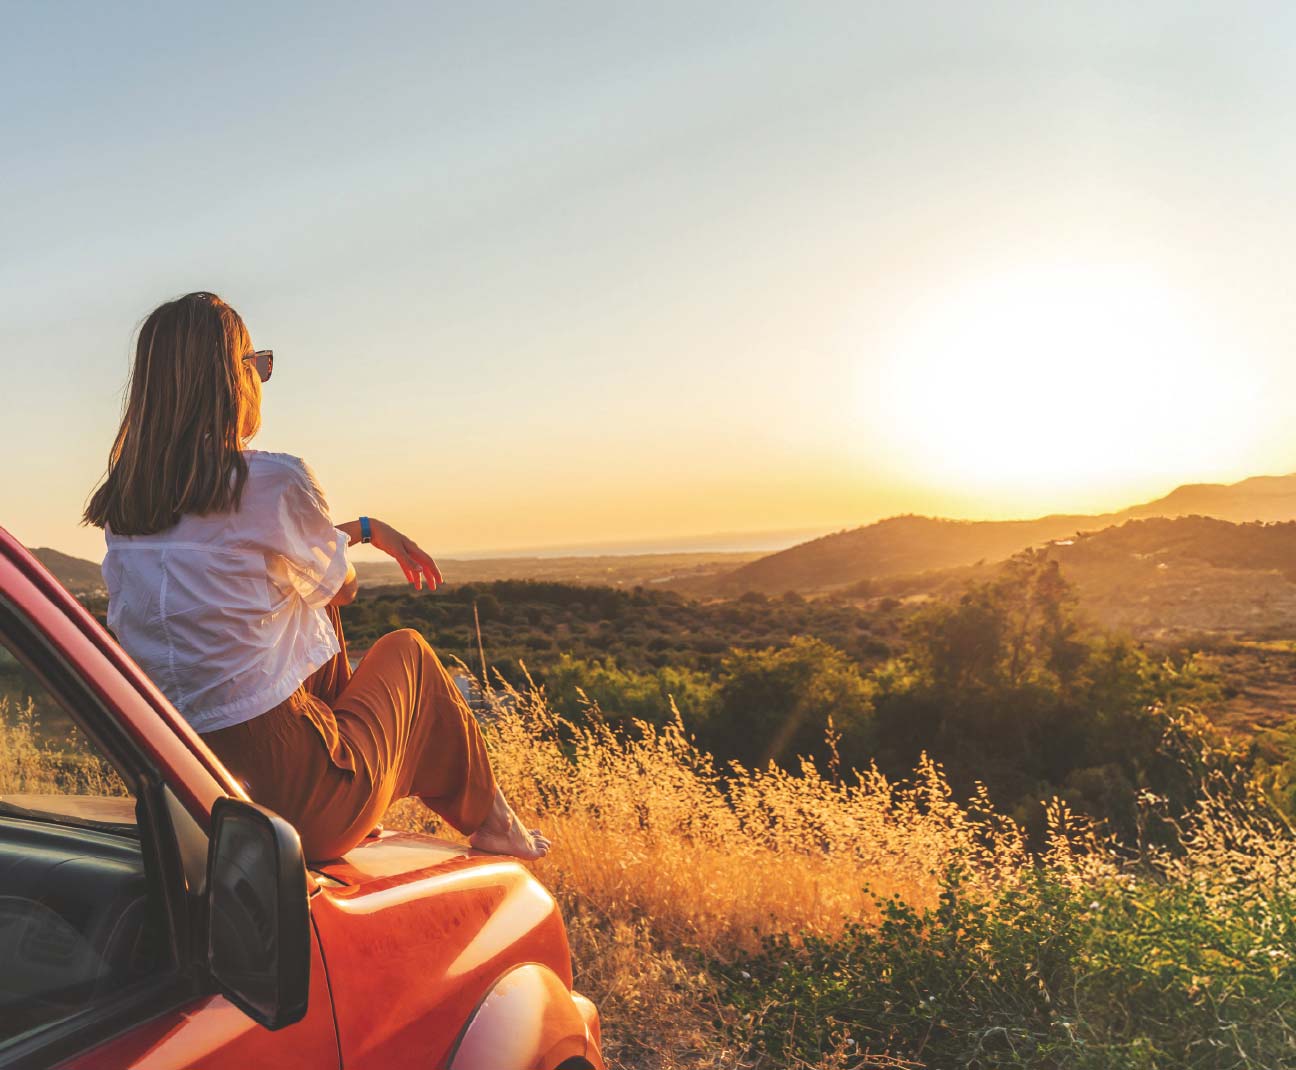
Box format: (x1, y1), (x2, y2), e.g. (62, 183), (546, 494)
(84, 292), (260, 535)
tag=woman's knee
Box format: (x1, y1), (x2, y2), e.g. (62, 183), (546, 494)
(373, 627), (430, 658)
(298, 796), (389, 862)
(364, 633), (472, 713)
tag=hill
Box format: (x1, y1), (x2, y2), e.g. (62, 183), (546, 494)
(699, 513), (1101, 595)
(849, 515), (1296, 636)
(1126, 472), (1296, 523)
(703, 470), (1296, 595)
(30, 548), (105, 594)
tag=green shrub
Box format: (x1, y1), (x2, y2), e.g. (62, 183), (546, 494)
(723, 858), (1296, 1068)
(701, 637), (875, 771)
(543, 653), (718, 728)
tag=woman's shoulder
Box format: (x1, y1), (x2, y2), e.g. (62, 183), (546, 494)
(242, 451), (329, 504)
(243, 450), (322, 485)
(243, 449), (310, 474)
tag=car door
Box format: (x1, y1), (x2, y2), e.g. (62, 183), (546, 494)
(0, 534), (339, 1070)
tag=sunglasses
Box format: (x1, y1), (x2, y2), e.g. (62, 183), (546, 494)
(242, 349), (274, 383)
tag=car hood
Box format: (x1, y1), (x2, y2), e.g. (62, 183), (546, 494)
(310, 828), (490, 888)
(306, 827), (576, 1068)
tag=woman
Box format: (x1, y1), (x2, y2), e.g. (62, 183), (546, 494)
(84, 291), (549, 863)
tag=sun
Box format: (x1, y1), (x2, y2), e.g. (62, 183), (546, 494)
(864, 261), (1259, 509)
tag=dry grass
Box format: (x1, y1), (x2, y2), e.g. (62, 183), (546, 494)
(393, 676), (1033, 951)
(385, 675), (1053, 1068)
(384, 676), (1296, 1069)
(0, 695), (127, 797)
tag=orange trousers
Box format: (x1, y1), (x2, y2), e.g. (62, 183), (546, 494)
(201, 607), (498, 861)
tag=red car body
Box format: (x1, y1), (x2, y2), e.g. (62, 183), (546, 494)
(0, 528), (604, 1070)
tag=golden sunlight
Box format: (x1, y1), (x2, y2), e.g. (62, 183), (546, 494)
(868, 262), (1259, 505)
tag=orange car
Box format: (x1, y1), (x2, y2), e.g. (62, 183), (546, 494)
(0, 528), (604, 1070)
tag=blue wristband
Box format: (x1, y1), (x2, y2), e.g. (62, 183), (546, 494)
(359, 516), (372, 544)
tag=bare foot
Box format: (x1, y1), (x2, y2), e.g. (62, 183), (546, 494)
(364, 823), (384, 839)
(469, 787), (551, 861)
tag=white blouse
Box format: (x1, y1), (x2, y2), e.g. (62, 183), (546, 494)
(102, 451), (351, 733)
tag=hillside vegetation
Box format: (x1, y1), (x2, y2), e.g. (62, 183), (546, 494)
(342, 550), (1296, 844)
(339, 578), (894, 679)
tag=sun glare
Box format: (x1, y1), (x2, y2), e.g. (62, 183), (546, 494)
(866, 263), (1258, 509)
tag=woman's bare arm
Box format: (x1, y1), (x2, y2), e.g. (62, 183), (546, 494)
(336, 518), (443, 592)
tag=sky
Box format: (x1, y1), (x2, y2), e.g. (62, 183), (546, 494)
(5, 2), (1296, 562)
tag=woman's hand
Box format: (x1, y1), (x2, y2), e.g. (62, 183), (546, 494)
(365, 519), (445, 591)
(336, 517), (444, 590)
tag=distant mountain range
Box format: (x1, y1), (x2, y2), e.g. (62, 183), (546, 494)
(30, 470), (1296, 604)
(699, 472), (1296, 596)
(1124, 474), (1296, 524)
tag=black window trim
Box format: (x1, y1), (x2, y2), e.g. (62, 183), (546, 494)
(0, 595), (209, 1070)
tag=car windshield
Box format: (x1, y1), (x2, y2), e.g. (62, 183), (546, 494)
(1, 643), (136, 838)
(0, 794), (139, 837)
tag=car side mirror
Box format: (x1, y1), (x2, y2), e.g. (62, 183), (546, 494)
(205, 797), (311, 1030)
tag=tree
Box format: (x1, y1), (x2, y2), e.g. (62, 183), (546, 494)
(902, 548), (1087, 694)
(869, 549), (1228, 840)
